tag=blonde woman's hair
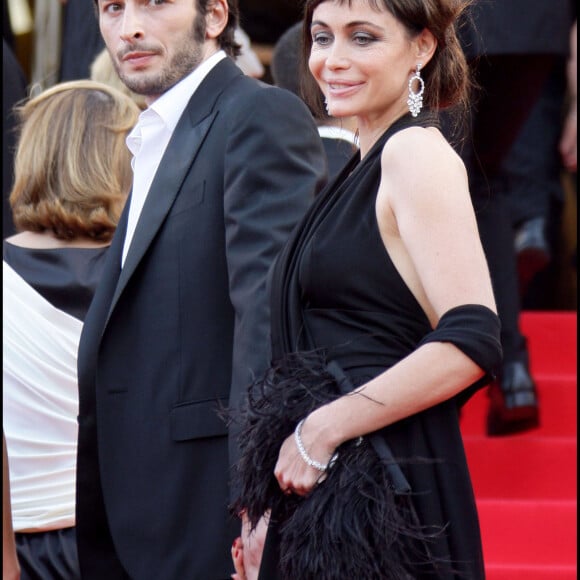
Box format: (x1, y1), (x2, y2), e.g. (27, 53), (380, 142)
(9, 79), (140, 242)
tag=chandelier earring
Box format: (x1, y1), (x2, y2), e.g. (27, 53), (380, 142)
(407, 63), (425, 117)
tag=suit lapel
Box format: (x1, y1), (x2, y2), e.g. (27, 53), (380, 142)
(110, 111), (216, 311)
(106, 58), (242, 318)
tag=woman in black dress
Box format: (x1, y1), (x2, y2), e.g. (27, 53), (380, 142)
(233, 1), (502, 578)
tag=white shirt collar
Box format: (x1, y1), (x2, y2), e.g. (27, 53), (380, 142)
(317, 125), (359, 146)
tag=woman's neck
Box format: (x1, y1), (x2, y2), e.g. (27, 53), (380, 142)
(356, 103), (410, 158)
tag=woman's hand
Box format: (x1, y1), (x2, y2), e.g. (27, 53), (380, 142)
(274, 413), (337, 496)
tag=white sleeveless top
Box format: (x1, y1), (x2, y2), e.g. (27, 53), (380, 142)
(3, 261), (81, 532)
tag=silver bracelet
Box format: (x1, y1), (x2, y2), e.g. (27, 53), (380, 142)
(294, 418), (338, 472)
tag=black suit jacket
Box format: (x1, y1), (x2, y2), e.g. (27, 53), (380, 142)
(76, 57), (327, 580)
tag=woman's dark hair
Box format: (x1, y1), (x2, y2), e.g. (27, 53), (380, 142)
(300, 0), (473, 122)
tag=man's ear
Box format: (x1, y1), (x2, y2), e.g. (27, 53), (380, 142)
(205, 0), (229, 39)
(415, 28), (437, 67)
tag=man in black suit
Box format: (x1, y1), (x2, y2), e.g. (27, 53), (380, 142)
(75, 1), (327, 578)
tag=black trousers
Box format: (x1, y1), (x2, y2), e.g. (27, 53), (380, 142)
(503, 61), (567, 227)
(16, 527), (80, 580)
(444, 54), (558, 363)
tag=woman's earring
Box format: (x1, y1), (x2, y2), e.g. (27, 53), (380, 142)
(324, 96), (330, 115)
(407, 63), (425, 117)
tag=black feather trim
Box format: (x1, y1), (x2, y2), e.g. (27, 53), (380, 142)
(230, 350), (455, 579)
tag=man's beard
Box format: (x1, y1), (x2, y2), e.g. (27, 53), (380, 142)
(116, 20), (205, 97)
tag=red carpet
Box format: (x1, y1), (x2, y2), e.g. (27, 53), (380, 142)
(460, 311), (577, 579)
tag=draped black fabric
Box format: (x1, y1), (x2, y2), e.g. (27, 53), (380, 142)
(3, 243), (109, 322)
(418, 304), (502, 376)
(270, 112), (437, 360)
(418, 303), (502, 407)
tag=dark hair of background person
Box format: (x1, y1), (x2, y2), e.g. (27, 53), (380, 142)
(9, 80), (140, 242)
(270, 23), (301, 96)
(270, 22), (316, 114)
(300, 0), (473, 123)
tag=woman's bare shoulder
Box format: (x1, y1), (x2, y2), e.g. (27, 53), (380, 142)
(380, 125), (467, 199)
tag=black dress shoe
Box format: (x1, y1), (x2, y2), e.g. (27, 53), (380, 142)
(514, 217), (550, 295)
(486, 360), (540, 436)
